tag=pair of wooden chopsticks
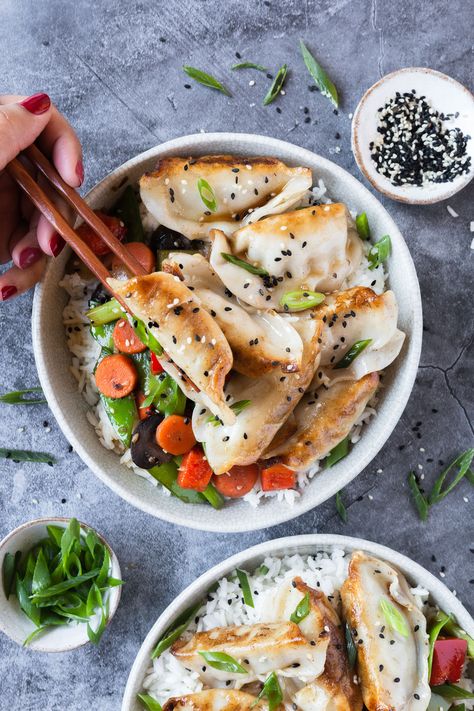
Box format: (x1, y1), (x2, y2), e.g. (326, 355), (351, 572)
(6, 145), (147, 291)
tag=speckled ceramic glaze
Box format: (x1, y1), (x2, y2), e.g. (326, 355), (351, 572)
(32, 133), (423, 532)
(0, 517), (121, 652)
(121, 533), (474, 710)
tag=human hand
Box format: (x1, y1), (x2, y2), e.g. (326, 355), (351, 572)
(0, 93), (83, 301)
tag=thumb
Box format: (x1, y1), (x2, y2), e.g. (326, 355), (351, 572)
(0, 93), (52, 171)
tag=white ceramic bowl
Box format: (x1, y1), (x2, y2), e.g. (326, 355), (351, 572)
(32, 132), (422, 532)
(352, 67), (474, 204)
(0, 517), (121, 652)
(121, 533), (474, 710)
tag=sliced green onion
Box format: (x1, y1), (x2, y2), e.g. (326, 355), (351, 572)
(344, 622), (357, 668)
(183, 66), (231, 96)
(137, 694), (162, 711)
(30, 569), (101, 601)
(232, 61), (267, 72)
(428, 448), (474, 505)
(368, 235), (391, 270)
(355, 213), (370, 240)
(326, 437), (350, 468)
(151, 600), (202, 659)
(335, 490), (348, 523)
(86, 297), (122, 325)
(207, 399), (251, 425)
(263, 64), (288, 106)
(221, 252), (269, 276)
(290, 591), (311, 624)
(236, 569), (254, 608)
(197, 177), (218, 213)
(0, 449), (55, 465)
(431, 684), (474, 700)
(279, 290), (325, 312)
(334, 339), (372, 369)
(379, 597), (409, 638)
(252, 671), (283, 710)
(299, 40), (338, 108)
(407, 472), (429, 521)
(0, 387), (46, 405)
(428, 610), (451, 676)
(198, 650), (248, 674)
(258, 564), (269, 575)
(2, 551), (21, 599)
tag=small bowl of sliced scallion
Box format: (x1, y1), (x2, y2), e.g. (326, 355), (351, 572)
(0, 517), (122, 652)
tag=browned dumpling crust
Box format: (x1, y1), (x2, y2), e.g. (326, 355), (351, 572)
(109, 273), (234, 423)
(162, 690), (273, 711)
(264, 372), (379, 468)
(140, 155), (312, 239)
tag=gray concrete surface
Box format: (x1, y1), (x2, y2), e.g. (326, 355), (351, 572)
(0, 0), (473, 708)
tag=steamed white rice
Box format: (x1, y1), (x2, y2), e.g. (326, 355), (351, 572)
(140, 549), (473, 708)
(61, 179), (387, 506)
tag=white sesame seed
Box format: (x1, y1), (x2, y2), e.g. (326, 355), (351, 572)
(470, 237), (474, 250)
(348, 112), (353, 119)
(463, 496), (469, 503)
(249, 80), (255, 87)
(418, 464), (423, 470)
(280, 89), (286, 95)
(440, 571), (446, 578)
(280, 225), (288, 231)
(446, 205), (458, 218)
(376, 468), (383, 474)
(164, 178), (170, 185)
(419, 447), (425, 452)
(368, 494), (374, 500)
(470, 221), (474, 232)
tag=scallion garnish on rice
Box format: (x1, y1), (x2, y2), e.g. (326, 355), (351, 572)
(368, 235), (391, 270)
(355, 212), (370, 240)
(236, 568), (254, 608)
(252, 671), (283, 710)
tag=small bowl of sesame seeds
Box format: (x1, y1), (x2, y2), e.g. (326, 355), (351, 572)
(352, 67), (474, 204)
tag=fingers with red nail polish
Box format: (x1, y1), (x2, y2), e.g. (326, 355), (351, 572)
(50, 234), (65, 257)
(1, 285), (18, 301)
(19, 92), (51, 115)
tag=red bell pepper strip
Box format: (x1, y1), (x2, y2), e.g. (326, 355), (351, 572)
(261, 463), (296, 491)
(430, 638), (468, 686)
(177, 447), (213, 492)
(150, 352), (164, 374)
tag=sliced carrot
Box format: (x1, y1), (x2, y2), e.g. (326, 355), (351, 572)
(76, 211), (127, 256)
(111, 242), (156, 276)
(136, 391), (155, 420)
(177, 447), (213, 491)
(150, 352), (164, 374)
(213, 464), (259, 498)
(155, 415), (196, 456)
(95, 354), (138, 399)
(113, 318), (147, 354)
(261, 463), (296, 492)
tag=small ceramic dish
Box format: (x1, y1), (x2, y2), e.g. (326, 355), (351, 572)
(0, 517), (121, 652)
(32, 133), (423, 532)
(352, 67), (474, 204)
(121, 533), (474, 710)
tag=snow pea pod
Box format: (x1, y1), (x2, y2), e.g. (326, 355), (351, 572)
(148, 461), (207, 504)
(99, 393), (137, 448)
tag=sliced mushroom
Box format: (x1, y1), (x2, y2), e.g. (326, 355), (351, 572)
(130, 414), (172, 469)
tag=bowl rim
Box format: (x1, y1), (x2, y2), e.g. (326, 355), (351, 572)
(32, 131), (423, 531)
(0, 516), (122, 652)
(121, 532), (474, 710)
(351, 67), (474, 204)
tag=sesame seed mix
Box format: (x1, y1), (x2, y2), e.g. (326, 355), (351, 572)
(370, 90), (471, 186)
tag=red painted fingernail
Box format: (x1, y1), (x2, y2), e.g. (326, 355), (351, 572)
(19, 93), (51, 115)
(1, 286), (18, 301)
(19, 246), (43, 270)
(50, 234), (65, 257)
(76, 159), (84, 185)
